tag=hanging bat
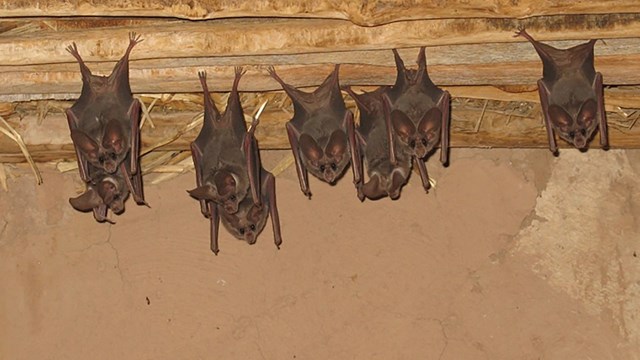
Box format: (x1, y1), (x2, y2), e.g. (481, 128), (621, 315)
(69, 166), (130, 224)
(65, 32), (147, 205)
(188, 68), (258, 216)
(343, 86), (412, 201)
(515, 28), (608, 153)
(201, 106), (282, 255)
(385, 47), (450, 193)
(267, 65), (358, 198)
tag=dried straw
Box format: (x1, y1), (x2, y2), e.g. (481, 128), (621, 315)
(0, 115), (42, 184)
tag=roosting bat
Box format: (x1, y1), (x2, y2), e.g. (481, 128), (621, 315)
(188, 68), (255, 216)
(385, 47), (450, 193)
(65, 32), (147, 206)
(69, 165), (130, 224)
(267, 65), (358, 198)
(515, 28), (608, 153)
(215, 117), (282, 252)
(343, 86), (412, 201)
(189, 69), (280, 254)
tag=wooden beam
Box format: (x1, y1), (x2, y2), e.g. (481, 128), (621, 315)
(1, 0), (640, 26)
(1, 41), (640, 99)
(1, 14), (640, 67)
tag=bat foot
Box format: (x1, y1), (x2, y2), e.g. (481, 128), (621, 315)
(211, 248), (219, 256)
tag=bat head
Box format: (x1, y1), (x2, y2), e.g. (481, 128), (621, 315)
(96, 176), (128, 214)
(299, 130), (350, 184)
(549, 99), (598, 150)
(220, 197), (269, 245)
(69, 174), (128, 214)
(71, 119), (128, 173)
(391, 108), (442, 159)
(188, 170), (246, 214)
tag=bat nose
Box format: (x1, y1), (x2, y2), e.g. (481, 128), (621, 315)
(246, 233), (257, 244)
(323, 171), (336, 184)
(573, 136), (588, 151)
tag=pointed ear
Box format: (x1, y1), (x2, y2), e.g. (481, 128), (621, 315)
(299, 134), (323, 162)
(213, 171), (236, 197)
(325, 130), (347, 158)
(390, 110), (416, 142)
(548, 105), (573, 132)
(103, 119), (125, 154)
(187, 184), (217, 200)
(69, 188), (103, 211)
(577, 99), (597, 128)
(417, 108), (442, 139)
(70, 130), (100, 161)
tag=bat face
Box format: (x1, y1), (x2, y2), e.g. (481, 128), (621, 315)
(70, 119), (127, 173)
(299, 129), (350, 184)
(515, 28), (607, 152)
(386, 48), (449, 162)
(361, 168), (409, 200)
(390, 107), (442, 159)
(548, 99), (598, 150)
(219, 195), (269, 245)
(188, 170), (246, 214)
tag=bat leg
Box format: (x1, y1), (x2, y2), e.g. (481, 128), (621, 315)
(438, 91), (451, 166)
(414, 156), (431, 193)
(382, 94), (397, 166)
(263, 171), (282, 249)
(66, 109), (91, 183)
(128, 99), (142, 175)
(286, 122), (311, 198)
(190, 142), (209, 217)
(594, 72), (609, 150)
(243, 117), (262, 207)
(208, 201), (220, 255)
(345, 111), (362, 191)
(537, 79), (558, 155)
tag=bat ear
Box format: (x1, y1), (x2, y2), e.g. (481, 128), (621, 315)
(577, 99), (597, 127)
(417, 107), (442, 139)
(71, 130), (100, 161)
(213, 171), (237, 197)
(69, 188), (104, 211)
(103, 119), (125, 154)
(187, 184), (217, 200)
(548, 105), (574, 132)
(325, 130), (347, 158)
(299, 133), (323, 162)
(390, 110), (416, 142)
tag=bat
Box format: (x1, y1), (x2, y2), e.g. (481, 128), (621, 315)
(267, 65), (358, 198)
(65, 32), (147, 205)
(343, 86), (412, 201)
(188, 67), (258, 216)
(69, 165), (130, 224)
(199, 105), (282, 255)
(515, 28), (608, 153)
(385, 47), (450, 193)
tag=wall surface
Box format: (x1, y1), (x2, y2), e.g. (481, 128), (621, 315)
(1, 149), (639, 359)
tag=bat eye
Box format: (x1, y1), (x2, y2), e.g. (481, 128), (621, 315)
(250, 224), (256, 231)
(421, 139), (428, 146)
(580, 129), (587, 136)
(568, 131), (576, 138)
(230, 195), (236, 201)
(98, 155), (106, 163)
(239, 228), (245, 235)
(330, 163), (337, 170)
(409, 140), (416, 148)
(110, 153), (117, 160)
(320, 165), (326, 172)
(113, 194), (120, 200)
